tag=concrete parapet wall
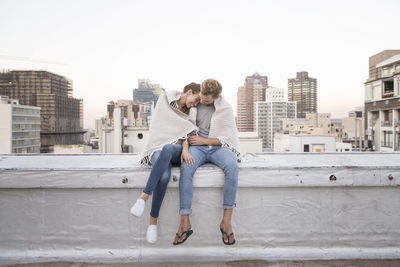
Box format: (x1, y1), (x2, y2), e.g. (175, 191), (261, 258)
(0, 153), (400, 265)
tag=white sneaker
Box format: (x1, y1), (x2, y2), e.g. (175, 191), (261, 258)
(130, 198), (145, 217)
(146, 225), (158, 244)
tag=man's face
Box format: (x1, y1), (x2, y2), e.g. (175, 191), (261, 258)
(199, 93), (215, 105)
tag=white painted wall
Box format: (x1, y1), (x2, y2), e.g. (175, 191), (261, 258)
(113, 108), (122, 153)
(238, 132), (263, 154)
(239, 138), (263, 154)
(100, 127), (149, 154)
(274, 134), (336, 152)
(372, 81), (382, 101)
(123, 127), (149, 153)
(365, 84), (372, 102)
(336, 142), (352, 152)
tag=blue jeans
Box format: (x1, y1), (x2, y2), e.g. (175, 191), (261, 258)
(143, 144), (182, 218)
(179, 146), (238, 215)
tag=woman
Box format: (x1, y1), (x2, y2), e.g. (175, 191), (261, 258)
(130, 82), (200, 244)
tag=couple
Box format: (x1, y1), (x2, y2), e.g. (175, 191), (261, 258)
(130, 79), (240, 246)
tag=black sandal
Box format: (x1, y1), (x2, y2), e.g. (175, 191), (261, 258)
(173, 229), (193, 245)
(220, 228), (236, 245)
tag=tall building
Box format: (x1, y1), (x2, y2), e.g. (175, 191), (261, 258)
(79, 99), (84, 129)
(255, 87), (296, 150)
(288, 71), (317, 118)
(0, 70), (84, 152)
(364, 50), (400, 151)
(368, 50), (400, 79)
(237, 72), (268, 132)
(132, 79), (164, 105)
(0, 95), (41, 153)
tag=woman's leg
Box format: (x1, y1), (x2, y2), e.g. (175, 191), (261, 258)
(148, 144), (182, 219)
(131, 144), (182, 218)
(145, 144), (182, 244)
(149, 166), (171, 220)
(142, 144), (182, 196)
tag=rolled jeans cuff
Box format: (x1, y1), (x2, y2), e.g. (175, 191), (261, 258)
(150, 211), (159, 219)
(223, 203), (236, 210)
(179, 208), (192, 215)
(142, 189), (152, 195)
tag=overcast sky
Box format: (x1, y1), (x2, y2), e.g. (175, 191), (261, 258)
(1, 0), (399, 129)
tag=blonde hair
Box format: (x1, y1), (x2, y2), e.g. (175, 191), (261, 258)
(201, 79), (222, 98)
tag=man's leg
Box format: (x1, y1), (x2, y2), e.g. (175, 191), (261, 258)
(174, 146), (206, 244)
(208, 147), (238, 244)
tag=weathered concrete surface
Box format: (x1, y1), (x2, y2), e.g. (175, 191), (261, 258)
(5, 259), (400, 267)
(0, 153), (399, 266)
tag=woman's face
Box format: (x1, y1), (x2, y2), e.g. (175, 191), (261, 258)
(185, 90), (201, 108)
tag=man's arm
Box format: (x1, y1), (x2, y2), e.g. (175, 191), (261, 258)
(188, 136), (222, 146)
(181, 139), (194, 166)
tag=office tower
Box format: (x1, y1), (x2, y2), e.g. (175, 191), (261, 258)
(288, 71), (317, 118)
(132, 79), (164, 105)
(0, 95), (41, 153)
(255, 87), (296, 150)
(0, 70), (84, 152)
(237, 72), (268, 132)
(364, 50), (400, 151)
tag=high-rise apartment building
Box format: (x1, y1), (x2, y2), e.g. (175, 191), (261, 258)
(237, 72), (268, 132)
(0, 95), (41, 153)
(132, 79), (164, 105)
(364, 50), (400, 151)
(255, 87), (296, 150)
(288, 71), (317, 118)
(0, 70), (84, 152)
(79, 100), (84, 129)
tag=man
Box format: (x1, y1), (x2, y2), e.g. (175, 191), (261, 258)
(173, 78), (240, 246)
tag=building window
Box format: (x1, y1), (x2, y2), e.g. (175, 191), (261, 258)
(304, 144), (310, 152)
(383, 79), (394, 98)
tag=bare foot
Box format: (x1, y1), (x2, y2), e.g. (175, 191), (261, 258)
(149, 216), (157, 225)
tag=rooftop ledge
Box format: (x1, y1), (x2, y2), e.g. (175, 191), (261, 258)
(0, 153), (400, 266)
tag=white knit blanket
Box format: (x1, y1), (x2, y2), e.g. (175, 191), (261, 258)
(140, 90), (198, 165)
(192, 95), (241, 159)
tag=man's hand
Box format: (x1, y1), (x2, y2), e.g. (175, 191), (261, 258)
(181, 150), (194, 166)
(188, 135), (207, 146)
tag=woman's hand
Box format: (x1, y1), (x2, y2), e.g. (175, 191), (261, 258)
(181, 150), (194, 166)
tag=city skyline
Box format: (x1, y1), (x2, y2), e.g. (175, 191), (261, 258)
(1, 0), (399, 129)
